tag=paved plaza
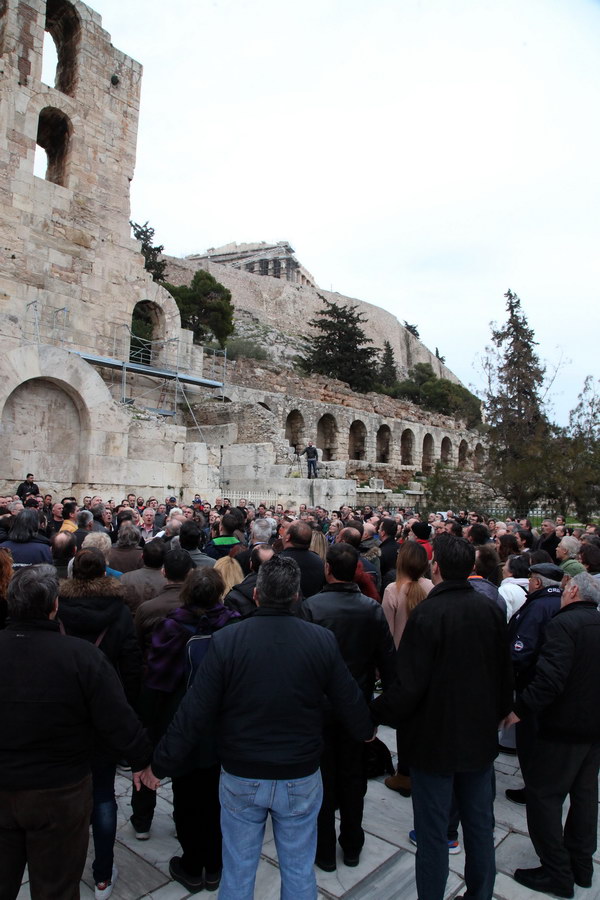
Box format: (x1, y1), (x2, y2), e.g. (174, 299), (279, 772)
(17, 726), (600, 899)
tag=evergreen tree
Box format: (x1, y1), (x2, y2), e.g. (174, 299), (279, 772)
(163, 270), (234, 347)
(483, 289), (549, 509)
(130, 220), (167, 282)
(378, 340), (397, 388)
(404, 321), (420, 338)
(302, 297), (375, 393)
(546, 377), (600, 521)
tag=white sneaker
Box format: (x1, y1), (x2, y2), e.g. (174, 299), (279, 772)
(95, 864), (118, 900)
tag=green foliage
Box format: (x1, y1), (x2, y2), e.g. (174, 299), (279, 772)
(378, 340), (397, 388)
(394, 363), (481, 427)
(130, 221), (167, 282)
(226, 337), (268, 361)
(423, 462), (474, 512)
(545, 377), (600, 521)
(482, 289), (549, 509)
(404, 321), (420, 338)
(435, 347), (446, 364)
(302, 296), (376, 393)
(164, 270), (234, 347)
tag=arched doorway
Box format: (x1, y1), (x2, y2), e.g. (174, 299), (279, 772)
(348, 420), (367, 460)
(474, 443), (485, 472)
(2, 378), (83, 482)
(376, 425), (391, 463)
(458, 439), (468, 469)
(317, 414), (339, 461)
(401, 428), (415, 465)
(130, 300), (165, 365)
(441, 436), (453, 465)
(422, 434), (434, 473)
(44, 0), (81, 95)
(35, 107), (72, 186)
(285, 410), (305, 452)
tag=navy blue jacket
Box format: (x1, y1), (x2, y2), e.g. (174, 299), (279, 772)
(508, 584), (562, 693)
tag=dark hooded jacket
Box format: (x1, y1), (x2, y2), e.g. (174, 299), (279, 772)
(58, 575), (141, 705)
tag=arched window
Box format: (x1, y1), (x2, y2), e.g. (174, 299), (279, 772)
(474, 443), (485, 472)
(285, 410), (305, 452)
(348, 420), (367, 460)
(35, 107), (71, 186)
(401, 428), (415, 465)
(376, 425), (391, 463)
(458, 439), (468, 470)
(317, 414), (339, 461)
(44, 0), (81, 96)
(441, 436), (453, 465)
(130, 300), (165, 365)
(422, 434), (434, 473)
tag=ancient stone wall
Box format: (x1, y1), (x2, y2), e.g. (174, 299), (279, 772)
(164, 254), (459, 382)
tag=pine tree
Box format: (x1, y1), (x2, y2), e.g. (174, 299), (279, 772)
(378, 340), (397, 388)
(163, 270), (234, 347)
(130, 221), (167, 282)
(303, 297), (375, 393)
(483, 289), (549, 509)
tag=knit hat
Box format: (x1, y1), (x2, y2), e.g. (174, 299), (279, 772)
(411, 522), (431, 541)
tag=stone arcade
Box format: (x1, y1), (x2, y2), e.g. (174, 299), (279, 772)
(0, 0), (482, 506)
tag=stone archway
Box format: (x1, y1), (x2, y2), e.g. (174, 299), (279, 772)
(285, 409), (305, 452)
(474, 443), (485, 472)
(0, 345), (129, 487)
(348, 420), (367, 460)
(422, 433), (434, 473)
(376, 424), (391, 463)
(317, 413), (339, 461)
(441, 436), (453, 465)
(2, 378), (83, 482)
(401, 428), (415, 465)
(458, 439), (468, 470)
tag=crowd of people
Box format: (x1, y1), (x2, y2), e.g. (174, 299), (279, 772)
(1, 472), (600, 900)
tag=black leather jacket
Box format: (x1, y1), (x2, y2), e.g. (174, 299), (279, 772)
(300, 582), (396, 700)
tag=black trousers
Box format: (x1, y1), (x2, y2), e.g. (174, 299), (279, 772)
(172, 764), (222, 876)
(526, 736), (600, 886)
(0, 775), (92, 900)
(317, 725), (367, 862)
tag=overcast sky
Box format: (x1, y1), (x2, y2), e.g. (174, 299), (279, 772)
(81, 0), (600, 424)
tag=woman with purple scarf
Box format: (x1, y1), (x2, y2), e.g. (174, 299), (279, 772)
(144, 567), (240, 893)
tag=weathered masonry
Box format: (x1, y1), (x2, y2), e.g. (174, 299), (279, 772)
(0, 0), (482, 506)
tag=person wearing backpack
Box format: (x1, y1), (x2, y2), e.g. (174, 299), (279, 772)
(144, 567), (240, 893)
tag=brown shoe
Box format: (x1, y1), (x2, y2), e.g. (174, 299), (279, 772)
(384, 772), (411, 797)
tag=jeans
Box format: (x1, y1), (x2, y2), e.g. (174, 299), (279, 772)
(410, 765), (496, 900)
(0, 775), (92, 900)
(218, 768), (322, 900)
(307, 459), (318, 478)
(91, 759), (117, 884)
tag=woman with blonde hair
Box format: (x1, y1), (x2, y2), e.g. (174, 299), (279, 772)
(213, 555), (244, 598)
(382, 541), (432, 649)
(309, 529), (328, 563)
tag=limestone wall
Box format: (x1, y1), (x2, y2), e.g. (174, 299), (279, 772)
(165, 254), (458, 381)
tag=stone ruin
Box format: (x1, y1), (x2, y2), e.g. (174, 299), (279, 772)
(0, 0), (484, 508)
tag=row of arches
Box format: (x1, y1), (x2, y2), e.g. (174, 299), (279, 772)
(285, 409), (484, 471)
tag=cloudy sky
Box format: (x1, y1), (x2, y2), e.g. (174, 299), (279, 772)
(74, 0), (600, 423)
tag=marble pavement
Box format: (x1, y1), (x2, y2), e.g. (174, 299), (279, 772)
(17, 726), (600, 899)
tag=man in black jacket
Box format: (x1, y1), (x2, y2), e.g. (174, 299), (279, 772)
(136, 555), (374, 900)
(504, 572), (600, 898)
(378, 517), (399, 577)
(279, 519), (325, 598)
(371, 534), (512, 900)
(301, 543), (395, 871)
(0, 565), (151, 900)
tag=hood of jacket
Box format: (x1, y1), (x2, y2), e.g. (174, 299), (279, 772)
(58, 576), (126, 634)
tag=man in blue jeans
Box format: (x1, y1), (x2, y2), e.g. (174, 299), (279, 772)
(137, 555), (375, 900)
(371, 534), (513, 900)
